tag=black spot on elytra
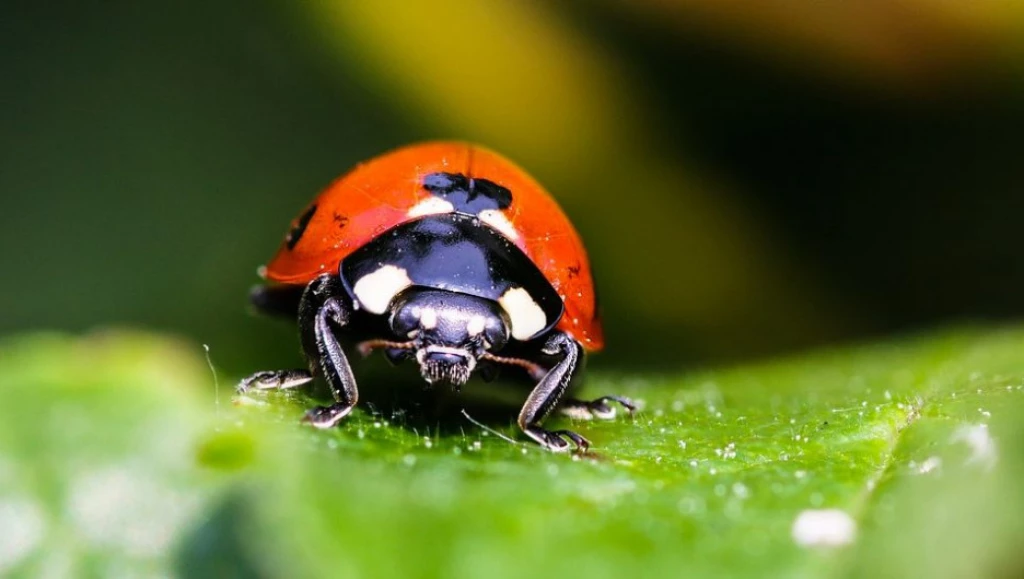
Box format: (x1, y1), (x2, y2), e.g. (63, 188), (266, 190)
(332, 211), (349, 228)
(286, 204), (317, 250)
(422, 172), (512, 214)
(567, 262), (581, 279)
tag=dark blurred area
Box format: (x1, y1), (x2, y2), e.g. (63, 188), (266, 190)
(2, 0), (1023, 374)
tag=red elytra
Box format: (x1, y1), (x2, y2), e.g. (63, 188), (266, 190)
(262, 142), (603, 351)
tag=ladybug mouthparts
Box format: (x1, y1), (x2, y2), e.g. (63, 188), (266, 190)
(416, 346), (475, 387)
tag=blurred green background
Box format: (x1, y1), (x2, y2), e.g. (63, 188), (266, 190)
(4, 4), (1024, 578)
(3, 0), (1023, 373)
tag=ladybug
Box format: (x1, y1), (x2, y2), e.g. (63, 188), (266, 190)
(238, 142), (633, 451)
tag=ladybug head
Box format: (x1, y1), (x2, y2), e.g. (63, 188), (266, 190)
(389, 289), (510, 388)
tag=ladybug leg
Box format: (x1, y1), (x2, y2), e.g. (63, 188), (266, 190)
(239, 284), (312, 392)
(299, 282), (360, 429)
(517, 332), (590, 453)
(236, 369), (313, 393)
(559, 396), (637, 421)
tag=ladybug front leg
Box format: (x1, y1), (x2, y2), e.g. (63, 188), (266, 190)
(237, 283), (314, 393)
(559, 396), (637, 420)
(298, 276), (359, 429)
(237, 369), (313, 393)
(517, 331), (590, 452)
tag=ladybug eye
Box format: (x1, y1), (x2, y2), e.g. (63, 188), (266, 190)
(390, 303), (421, 337)
(482, 317), (509, 352)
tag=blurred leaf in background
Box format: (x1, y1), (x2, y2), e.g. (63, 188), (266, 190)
(1, 1), (1022, 370)
(306, 0), (853, 363)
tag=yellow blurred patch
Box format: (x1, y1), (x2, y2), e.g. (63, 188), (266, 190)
(303, 0), (856, 358)
(605, 0), (1024, 89)
(313, 0), (638, 162)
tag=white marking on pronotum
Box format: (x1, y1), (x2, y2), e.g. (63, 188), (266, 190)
(499, 287), (546, 340)
(478, 209), (519, 240)
(466, 315), (486, 336)
(791, 509), (856, 547)
(352, 265), (412, 314)
(420, 308), (438, 330)
(407, 197), (455, 218)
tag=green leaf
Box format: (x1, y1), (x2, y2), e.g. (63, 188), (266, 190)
(2, 328), (1023, 578)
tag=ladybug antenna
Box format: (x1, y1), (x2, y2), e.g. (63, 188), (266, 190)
(356, 339), (415, 358)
